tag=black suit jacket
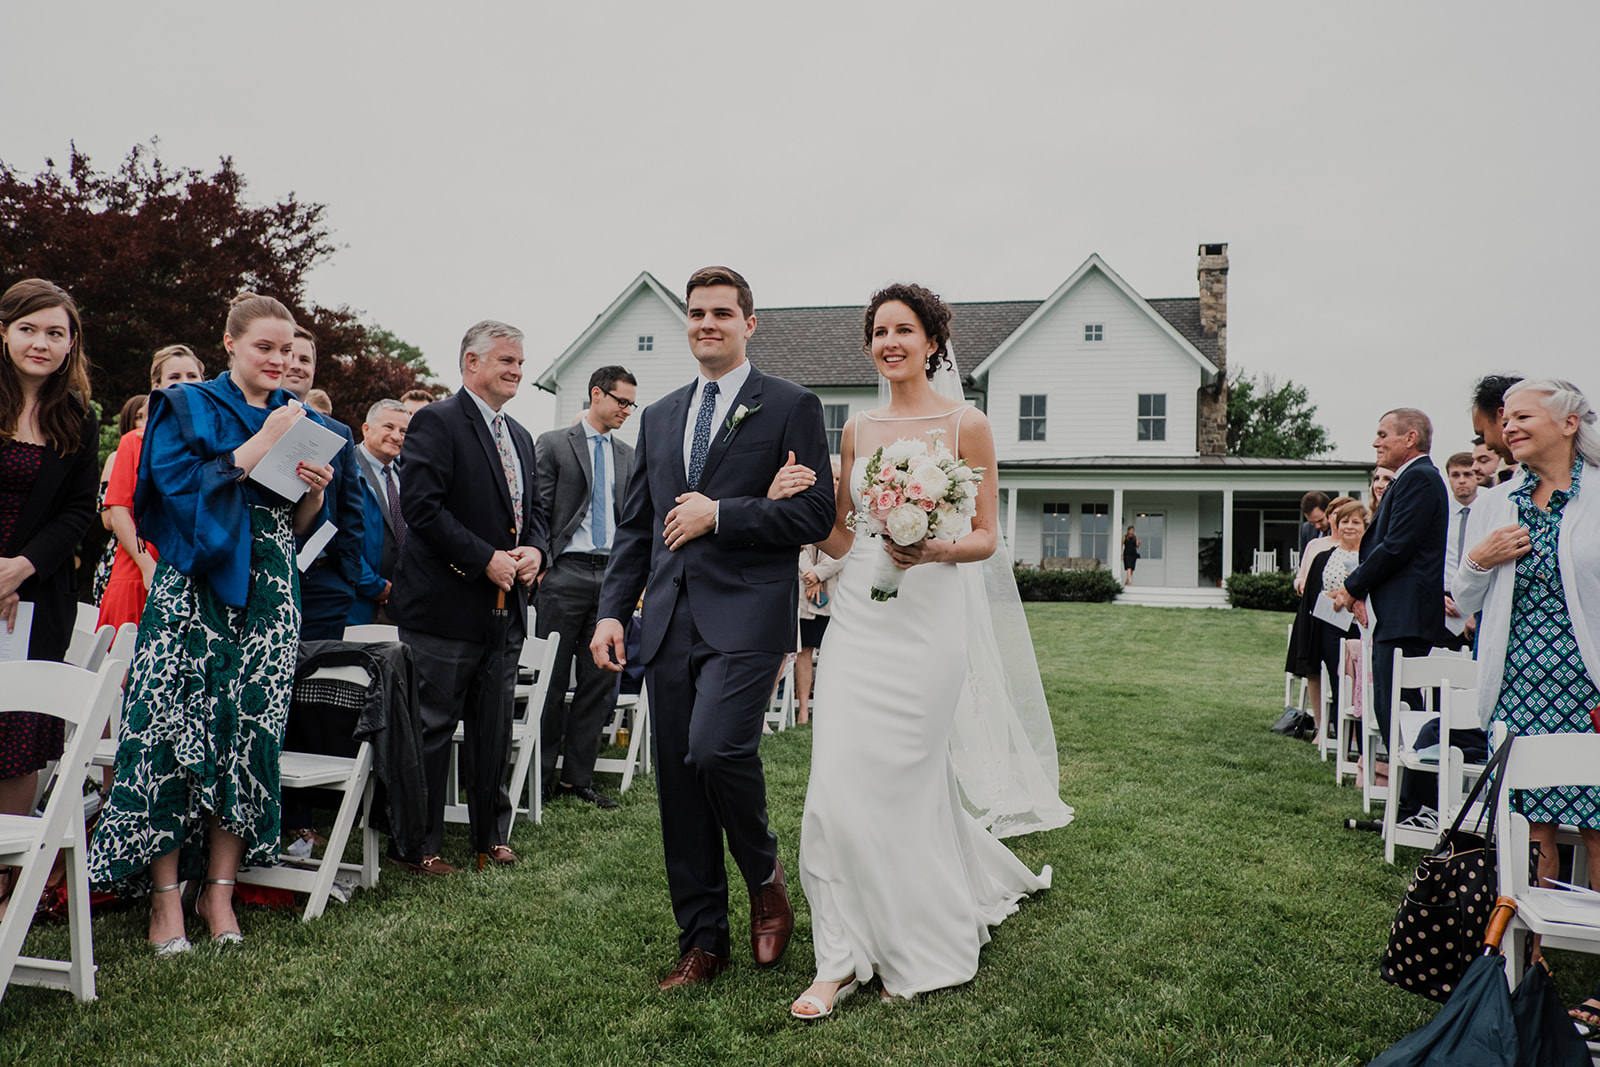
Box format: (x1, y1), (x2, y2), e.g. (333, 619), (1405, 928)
(4, 410), (99, 661)
(1343, 454), (1450, 645)
(597, 365), (834, 662)
(388, 389), (549, 641)
(534, 421), (635, 560)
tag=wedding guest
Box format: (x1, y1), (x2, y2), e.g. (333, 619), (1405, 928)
(1307, 499), (1367, 727)
(87, 291), (337, 952)
(1369, 465), (1395, 511)
(534, 365), (635, 810)
(283, 325), (367, 641)
(1453, 378), (1600, 899)
(795, 539), (842, 726)
(1297, 490), (1331, 553)
(98, 345), (207, 630)
(1285, 496), (1356, 728)
(1442, 451), (1479, 647)
(389, 320), (547, 874)
(1470, 374), (1524, 479)
(90, 394), (148, 607)
(400, 389), (434, 414)
(347, 399), (410, 626)
(1471, 439), (1502, 488)
(1120, 525), (1140, 585)
(306, 388), (333, 416)
(0, 280), (99, 916)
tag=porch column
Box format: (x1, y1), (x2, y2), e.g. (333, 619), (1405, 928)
(1111, 486), (1125, 581)
(1005, 483), (1018, 552)
(1221, 488), (1235, 582)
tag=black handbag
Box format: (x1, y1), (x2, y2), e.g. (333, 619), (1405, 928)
(1379, 736), (1514, 1002)
(1271, 705), (1315, 739)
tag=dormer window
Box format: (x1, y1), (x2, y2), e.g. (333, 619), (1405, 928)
(1084, 324), (1103, 342)
(1137, 393), (1166, 441)
(638, 335), (653, 351)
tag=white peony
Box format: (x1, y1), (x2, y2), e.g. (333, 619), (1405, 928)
(881, 438), (926, 466)
(951, 464), (978, 483)
(932, 501), (959, 533)
(884, 502), (930, 545)
(909, 463), (948, 499)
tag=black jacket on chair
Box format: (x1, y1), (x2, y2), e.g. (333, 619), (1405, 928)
(387, 388), (548, 642)
(4, 410), (99, 662)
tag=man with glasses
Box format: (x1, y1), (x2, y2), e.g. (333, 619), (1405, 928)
(533, 366), (638, 808)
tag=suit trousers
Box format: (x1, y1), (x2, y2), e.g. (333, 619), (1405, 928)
(401, 621), (522, 854)
(537, 553), (617, 789)
(648, 591), (782, 958)
(1371, 636), (1436, 745)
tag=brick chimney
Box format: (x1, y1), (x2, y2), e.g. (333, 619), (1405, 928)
(1196, 242), (1228, 456)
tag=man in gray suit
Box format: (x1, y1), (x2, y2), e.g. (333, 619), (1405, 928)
(534, 365), (637, 808)
(349, 399), (412, 626)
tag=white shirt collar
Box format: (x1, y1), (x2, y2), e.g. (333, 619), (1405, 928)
(697, 359), (751, 404)
(465, 386), (503, 427)
(1394, 453), (1425, 479)
(358, 443), (392, 473)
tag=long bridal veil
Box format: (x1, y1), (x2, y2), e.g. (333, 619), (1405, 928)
(881, 355), (1076, 838)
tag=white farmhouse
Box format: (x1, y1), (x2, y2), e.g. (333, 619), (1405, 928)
(535, 245), (1371, 606)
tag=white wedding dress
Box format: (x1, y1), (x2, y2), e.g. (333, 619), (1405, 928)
(797, 406), (1061, 996)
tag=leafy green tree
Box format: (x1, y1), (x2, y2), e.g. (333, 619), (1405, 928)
(1226, 370), (1334, 459)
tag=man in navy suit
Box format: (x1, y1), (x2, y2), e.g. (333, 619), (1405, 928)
(1334, 408), (1450, 782)
(389, 320), (548, 875)
(348, 399), (411, 626)
(592, 267), (835, 989)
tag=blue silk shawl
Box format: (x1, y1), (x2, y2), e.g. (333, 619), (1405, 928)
(135, 372), (335, 608)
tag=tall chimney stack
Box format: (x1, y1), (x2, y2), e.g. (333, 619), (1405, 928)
(1196, 242), (1228, 456)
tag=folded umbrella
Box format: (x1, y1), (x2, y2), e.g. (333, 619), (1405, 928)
(1508, 957), (1589, 1067)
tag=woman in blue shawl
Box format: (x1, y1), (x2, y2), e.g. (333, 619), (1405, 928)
(88, 292), (337, 954)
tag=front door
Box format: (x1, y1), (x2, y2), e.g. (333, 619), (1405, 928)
(1131, 511), (1166, 586)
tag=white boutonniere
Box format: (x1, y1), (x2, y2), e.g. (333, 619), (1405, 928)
(722, 403), (760, 442)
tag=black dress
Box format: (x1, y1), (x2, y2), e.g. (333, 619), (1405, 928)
(0, 441), (64, 778)
(1121, 536), (1139, 571)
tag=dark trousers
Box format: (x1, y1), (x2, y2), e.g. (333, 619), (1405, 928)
(301, 564), (356, 642)
(1371, 636), (1435, 745)
(648, 592), (782, 958)
(537, 555), (617, 790)
(401, 622), (522, 855)
(1398, 720), (1490, 820)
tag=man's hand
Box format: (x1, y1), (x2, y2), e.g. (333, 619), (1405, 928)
(377, 581), (392, 604)
(510, 546), (542, 587)
(1352, 600), (1369, 628)
(591, 617), (627, 673)
(1444, 594), (1461, 619)
(0, 592), (18, 633)
(485, 550), (518, 592)
(664, 492), (717, 550)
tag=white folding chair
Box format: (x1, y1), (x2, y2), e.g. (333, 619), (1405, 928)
(587, 687), (651, 794)
(0, 660), (124, 1004)
(444, 631), (560, 827)
(1334, 638), (1363, 786)
(74, 603), (99, 633)
(342, 624), (399, 644)
(91, 624), (142, 772)
(1282, 622), (1309, 730)
(1493, 723), (1600, 986)
(766, 649), (797, 733)
(235, 664), (378, 921)
(1316, 661), (1337, 762)
(63, 624), (114, 672)
(1381, 650), (1479, 863)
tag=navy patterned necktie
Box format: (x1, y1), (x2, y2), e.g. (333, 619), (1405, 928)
(383, 464), (407, 553)
(687, 380), (718, 488)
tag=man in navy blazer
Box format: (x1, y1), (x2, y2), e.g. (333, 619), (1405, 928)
(347, 399), (411, 625)
(1335, 408), (1450, 750)
(389, 320), (548, 875)
(592, 267), (835, 989)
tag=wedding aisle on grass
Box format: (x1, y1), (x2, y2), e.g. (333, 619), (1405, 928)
(6, 603), (1597, 1065)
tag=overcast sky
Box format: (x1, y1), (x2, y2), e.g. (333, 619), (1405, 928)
(7, 2), (1595, 461)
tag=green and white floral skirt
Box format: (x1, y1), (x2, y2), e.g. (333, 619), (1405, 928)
(88, 505), (301, 889)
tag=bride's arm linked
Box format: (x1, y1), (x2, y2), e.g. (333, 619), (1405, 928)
(884, 408), (998, 570)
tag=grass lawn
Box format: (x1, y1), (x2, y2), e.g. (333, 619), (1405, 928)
(5, 603), (1597, 1065)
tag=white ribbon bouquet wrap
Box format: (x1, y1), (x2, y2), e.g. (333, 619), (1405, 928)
(846, 431), (982, 601)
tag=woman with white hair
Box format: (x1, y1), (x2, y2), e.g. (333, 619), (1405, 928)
(1452, 378), (1600, 1002)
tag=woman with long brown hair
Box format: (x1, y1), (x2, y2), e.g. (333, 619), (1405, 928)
(0, 279), (100, 916)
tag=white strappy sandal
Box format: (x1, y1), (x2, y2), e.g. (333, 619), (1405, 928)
(789, 977), (860, 1020)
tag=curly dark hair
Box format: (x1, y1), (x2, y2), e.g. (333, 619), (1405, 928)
(862, 283), (954, 380)
(1471, 374), (1523, 416)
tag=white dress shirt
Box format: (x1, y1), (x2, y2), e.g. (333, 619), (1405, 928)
(681, 359), (752, 479)
(565, 423), (615, 555)
(1444, 498), (1473, 592)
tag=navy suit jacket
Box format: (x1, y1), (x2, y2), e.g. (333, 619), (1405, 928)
(1344, 454), (1451, 645)
(597, 365), (835, 662)
(388, 388), (548, 641)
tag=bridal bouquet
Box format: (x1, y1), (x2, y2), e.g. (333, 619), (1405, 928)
(846, 431), (983, 601)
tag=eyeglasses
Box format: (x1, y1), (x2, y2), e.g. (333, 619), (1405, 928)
(601, 387), (636, 412)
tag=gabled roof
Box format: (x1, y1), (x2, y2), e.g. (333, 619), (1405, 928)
(535, 271), (685, 392)
(968, 254), (1221, 383)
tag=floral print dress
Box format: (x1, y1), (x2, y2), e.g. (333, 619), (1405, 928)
(1493, 458), (1600, 829)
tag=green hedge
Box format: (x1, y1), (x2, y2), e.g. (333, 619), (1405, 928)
(1012, 567), (1123, 603)
(1224, 571), (1299, 612)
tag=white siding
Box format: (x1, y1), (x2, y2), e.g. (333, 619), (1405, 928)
(986, 271), (1203, 460)
(1011, 489), (1201, 587)
(551, 292), (691, 447)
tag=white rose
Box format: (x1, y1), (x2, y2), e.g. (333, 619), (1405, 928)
(885, 502), (930, 545)
(957, 495), (977, 517)
(882, 438), (926, 465)
(910, 463), (948, 499)
(932, 501), (959, 533)
(951, 465), (977, 483)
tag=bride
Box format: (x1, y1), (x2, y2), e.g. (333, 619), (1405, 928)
(774, 283), (1074, 1019)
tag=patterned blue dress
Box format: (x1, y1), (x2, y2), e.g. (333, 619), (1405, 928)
(1492, 458), (1600, 828)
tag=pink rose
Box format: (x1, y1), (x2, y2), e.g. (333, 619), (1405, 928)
(920, 497), (937, 512)
(877, 466), (895, 483)
(905, 480), (924, 499)
(875, 489), (898, 511)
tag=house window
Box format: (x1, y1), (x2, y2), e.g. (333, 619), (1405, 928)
(1137, 393), (1166, 441)
(1019, 394), (1047, 442)
(1084, 323), (1103, 342)
(1041, 503), (1071, 559)
(637, 335), (653, 351)
(1080, 503), (1110, 562)
(823, 404), (849, 455)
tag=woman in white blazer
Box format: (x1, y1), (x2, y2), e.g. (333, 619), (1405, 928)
(1453, 378), (1600, 916)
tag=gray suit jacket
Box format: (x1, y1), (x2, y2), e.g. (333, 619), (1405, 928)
(353, 447), (401, 581)
(534, 421), (635, 560)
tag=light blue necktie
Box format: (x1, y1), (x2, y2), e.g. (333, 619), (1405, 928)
(592, 434), (608, 551)
(687, 380), (718, 488)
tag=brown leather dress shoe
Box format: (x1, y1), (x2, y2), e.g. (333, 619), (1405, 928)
(750, 858), (794, 967)
(476, 845), (516, 870)
(658, 946), (731, 990)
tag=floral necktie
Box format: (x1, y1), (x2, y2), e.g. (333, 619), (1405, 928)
(688, 381), (718, 489)
(492, 414), (522, 538)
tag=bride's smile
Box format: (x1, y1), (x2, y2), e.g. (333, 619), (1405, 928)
(871, 300), (937, 380)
